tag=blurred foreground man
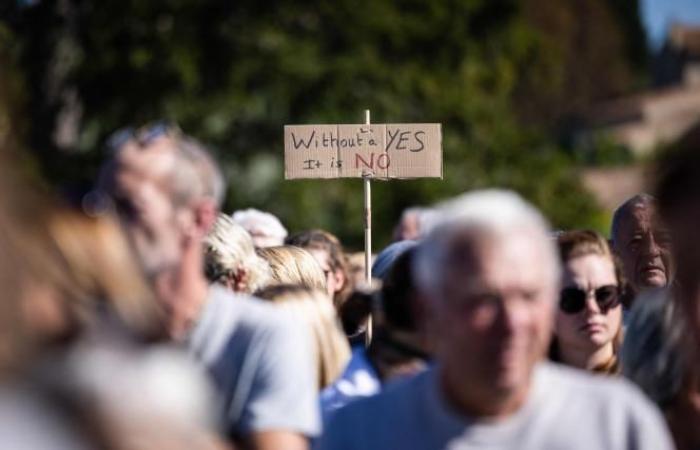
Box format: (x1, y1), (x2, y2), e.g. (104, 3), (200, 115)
(655, 131), (700, 450)
(98, 124), (318, 450)
(318, 190), (672, 450)
(610, 194), (672, 304)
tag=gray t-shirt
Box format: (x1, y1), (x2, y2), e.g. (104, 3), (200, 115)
(189, 285), (320, 439)
(317, 362), (673, 450)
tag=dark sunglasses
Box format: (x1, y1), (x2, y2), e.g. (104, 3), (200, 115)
(559, 285), (620, 314)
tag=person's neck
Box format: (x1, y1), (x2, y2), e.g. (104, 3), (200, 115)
(439, 365), (530, 420)
(559, 342), (614, 371)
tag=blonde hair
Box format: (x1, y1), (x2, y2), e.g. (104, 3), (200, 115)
(286, 229), (353, 308)
(40, 208), (166, 340)
(256, 285), (350, 389)
(256, 246), (327, 292)
(204, 214), (271, 293)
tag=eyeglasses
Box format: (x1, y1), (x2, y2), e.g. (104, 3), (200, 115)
(105, 120), (180, 153)
(559, 285), (620, 314)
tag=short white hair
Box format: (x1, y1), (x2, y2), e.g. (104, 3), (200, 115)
(414, 189), (559, 295)
(204, 214), (271, 293)
(231, 209), (287, 248)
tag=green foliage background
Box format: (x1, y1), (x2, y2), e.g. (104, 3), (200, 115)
(1, 0), (647, 249)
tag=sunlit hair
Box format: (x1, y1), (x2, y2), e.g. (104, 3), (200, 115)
(256, 284), (351, 389)
(204, 214), (272, 293)
(557, 229), (625, 288)
(559, 229), (611, 259)
(414, 189), (559, 296)
(231, 208), (288, 248)
(256, 245), (327, 292)
(286, 229), (353, 307)
(38, 208), (166, 341)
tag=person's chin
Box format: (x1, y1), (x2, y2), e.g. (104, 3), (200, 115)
(639, 272), (667, 289)
(586, 333), (611, 348)
(488, 359), (530, 392)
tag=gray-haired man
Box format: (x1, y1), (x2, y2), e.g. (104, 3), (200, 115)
(610, 194), (672, 303)
(98, 124), (319, 450)
(318, 190), (672, 450)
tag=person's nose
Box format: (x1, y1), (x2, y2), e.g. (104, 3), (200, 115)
(642, 232), (662, 258)
(497, 299), (527, 336)
(584, 292), (601, 314)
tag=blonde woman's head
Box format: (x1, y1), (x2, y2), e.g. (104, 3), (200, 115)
(256, 245), (327, 292)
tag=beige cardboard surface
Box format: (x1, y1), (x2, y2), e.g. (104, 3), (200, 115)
(338, 124), (387, 178)
(385, 123), (442, 178)
(284, 124), (339, 179)
(285, 123), (442, 179)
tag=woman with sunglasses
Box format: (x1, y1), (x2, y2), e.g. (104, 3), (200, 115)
(550, 230), (624, 375)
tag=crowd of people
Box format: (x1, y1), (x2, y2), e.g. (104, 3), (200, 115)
(0, 119), (699, 450)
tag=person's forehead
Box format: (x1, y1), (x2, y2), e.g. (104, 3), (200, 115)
(442, 230), (553, 291)
(624, 201), (656, 225)
(564, 254), (617, 287)
(116, 138), (178, 181)
(308, 248), (332, 269)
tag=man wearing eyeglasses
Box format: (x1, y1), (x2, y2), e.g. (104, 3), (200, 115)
(97, 124), (319, 450)
(610, 194), (673, 305)
(318, 190), (672, 450)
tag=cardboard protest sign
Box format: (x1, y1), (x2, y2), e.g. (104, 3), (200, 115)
(284, 123), (442, 179)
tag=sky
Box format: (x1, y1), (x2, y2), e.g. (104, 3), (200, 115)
(641, 0), (700, 48)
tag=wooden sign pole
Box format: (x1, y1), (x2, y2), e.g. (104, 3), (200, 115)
(363, 109), (372, 285)
(363, 109), (373, 345)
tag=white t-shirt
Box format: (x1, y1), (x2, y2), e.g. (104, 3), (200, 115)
(189, 285), (320, 439)
(318, 362), (673, 450)
(0, 385), (91, 450)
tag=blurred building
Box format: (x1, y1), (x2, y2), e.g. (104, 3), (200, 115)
(575, 23), (700, 157)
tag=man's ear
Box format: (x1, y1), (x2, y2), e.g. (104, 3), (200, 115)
(193, 199), (218, 236)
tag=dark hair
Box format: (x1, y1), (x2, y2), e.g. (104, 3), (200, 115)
(380, 247), (420, 331)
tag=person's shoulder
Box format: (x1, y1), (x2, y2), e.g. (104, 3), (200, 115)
(191, 286), (291, 360)
(329, 368), (429, 425)
(206, 286), (287, 332)
(318, 370), (432, 449)
(538, 362), (669, 426)
(538, 363), (674, 448)
(320, 348), (381, 419)
(540, 362), (647, 401)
